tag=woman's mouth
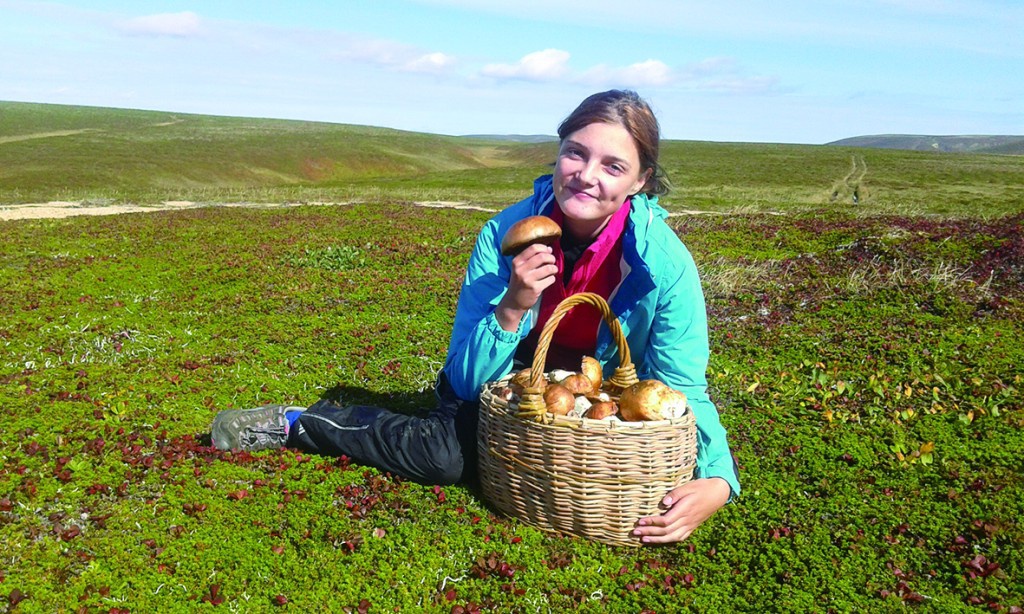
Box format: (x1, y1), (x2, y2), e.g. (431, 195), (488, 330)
(567, 186), (595, 200)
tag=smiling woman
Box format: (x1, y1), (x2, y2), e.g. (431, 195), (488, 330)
(552, 122), (651, 240)
(210, 89), (740, 546)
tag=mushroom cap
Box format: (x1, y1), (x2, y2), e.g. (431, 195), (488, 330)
(500, 216), (562, 256)
(580, 356), (603, 391)
(586, 400), (619, 420)
(618, 380), (688, 422)
(560, 373), (595, 396)
(510, 368), (534, 388)
(543, 383), (575, 416)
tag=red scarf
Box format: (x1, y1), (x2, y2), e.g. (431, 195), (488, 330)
(527, 199), (629, 364)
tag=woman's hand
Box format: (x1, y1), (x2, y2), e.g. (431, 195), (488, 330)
(632, 478), (731, 544)
(495, 243), (558, 332)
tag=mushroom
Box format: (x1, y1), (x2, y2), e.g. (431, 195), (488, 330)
(570, 395), (592, 418)
(548, 369), (574, 384)
(500, 216), (562, 256)
(586, 400), (619, 420)
(511, 368), (533, 387)
(543, 383), (575, 416)
(560, 373), (595, 396)
(618, 380), (688, 422)
(509, 368), (537, 395)
(496, 386), (516, 402)
(580, 356), (603, 391)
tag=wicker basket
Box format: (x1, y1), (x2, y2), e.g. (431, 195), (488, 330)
(477, 293), (697, 547)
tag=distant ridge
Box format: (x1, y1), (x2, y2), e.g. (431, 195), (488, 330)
(827, 134), (1024, 155)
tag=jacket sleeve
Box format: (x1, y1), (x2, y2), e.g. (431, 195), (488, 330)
(441, 218), (527, 401)
(645, 243), (741, 500)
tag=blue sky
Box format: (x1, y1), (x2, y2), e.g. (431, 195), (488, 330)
(1, 0), (1021, 143)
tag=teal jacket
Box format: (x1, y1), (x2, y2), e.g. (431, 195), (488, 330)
(442, 175), (740, 498)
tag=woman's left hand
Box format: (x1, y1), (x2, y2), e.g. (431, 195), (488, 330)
(632, 478), (731, 544)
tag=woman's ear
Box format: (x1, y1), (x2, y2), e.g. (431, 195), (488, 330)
(631, 167), (654, 196)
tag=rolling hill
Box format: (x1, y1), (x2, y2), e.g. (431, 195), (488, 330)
(0, 100), (556, 199)
(827, 134), (1024, 154)
(3, 101), (1024, 216)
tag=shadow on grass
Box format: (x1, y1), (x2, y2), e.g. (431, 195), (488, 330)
(316, 382), (437, 416)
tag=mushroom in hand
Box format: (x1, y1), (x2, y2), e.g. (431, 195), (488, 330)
(500, 216), (562, 256)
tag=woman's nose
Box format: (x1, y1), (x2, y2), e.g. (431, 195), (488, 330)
(577, 161), (598, 185)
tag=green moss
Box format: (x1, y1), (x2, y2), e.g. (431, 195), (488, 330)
(1, 187), (1022, 610)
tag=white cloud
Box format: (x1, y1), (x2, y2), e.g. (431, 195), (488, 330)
(330, 38), (458, 75)
(677, 56), (783, 94)
(477, 49), (779, 94)
(683, 57), (739, 77)
(579, 60), (674, 88)
(624, 60), (674, 86)
(481, 49), (571, 81)
(701, 75), (782, 95)
(341, 39), (411, 66)
(115, 11), (203, 38)
(401, 52), (457, 74)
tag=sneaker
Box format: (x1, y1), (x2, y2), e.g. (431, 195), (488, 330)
(210, 404), (304, 451)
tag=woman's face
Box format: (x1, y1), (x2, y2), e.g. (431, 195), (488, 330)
(553, 121), (650, 240)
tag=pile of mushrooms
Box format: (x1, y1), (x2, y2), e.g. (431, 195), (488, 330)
(502, 357), (688, 422)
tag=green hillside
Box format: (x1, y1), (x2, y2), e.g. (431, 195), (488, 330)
(0, 101), (555, 204)
(2, 101), (1024, 216)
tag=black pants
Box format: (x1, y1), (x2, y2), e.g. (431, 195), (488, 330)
(286, 373), (479, 486)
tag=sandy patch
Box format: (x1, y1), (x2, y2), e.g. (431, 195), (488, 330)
(0, 199), (747, 221)
(0, 201), (202, 221)
(415, 201), (498, 213)
(0, 200), (494, 221)
(0, 200), (359, 221)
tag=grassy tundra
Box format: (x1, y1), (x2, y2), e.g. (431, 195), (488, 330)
(1, 102), (1022, 611)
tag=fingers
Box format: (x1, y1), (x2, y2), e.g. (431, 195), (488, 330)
(506, 245), (558, 309)
(632, 479), (731, 545)
(495, 244), (559, 331)
(633, 492), (695, 544)
(633, 518), (695, 544)
(513, 244), (557, 281)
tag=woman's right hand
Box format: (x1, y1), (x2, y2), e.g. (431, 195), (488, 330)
(495, 243), (558, 332)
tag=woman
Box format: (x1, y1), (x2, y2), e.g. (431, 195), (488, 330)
(212, 90), (739, 544)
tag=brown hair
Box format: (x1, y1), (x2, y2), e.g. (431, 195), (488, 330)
(557, 89), (670, 196)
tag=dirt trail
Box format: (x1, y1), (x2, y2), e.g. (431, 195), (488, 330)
(0, 200), (349, 221)
(830, 155), (868, 204)
(0, 129), (102, 145)
(0, 118), (185, 148)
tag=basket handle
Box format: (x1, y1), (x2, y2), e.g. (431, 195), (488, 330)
(517, 292), (639, 421)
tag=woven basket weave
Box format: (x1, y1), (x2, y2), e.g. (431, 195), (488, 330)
(477, 293), (697, 547)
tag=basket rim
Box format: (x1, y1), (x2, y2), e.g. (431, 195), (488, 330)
(480, 373), (694, 430)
